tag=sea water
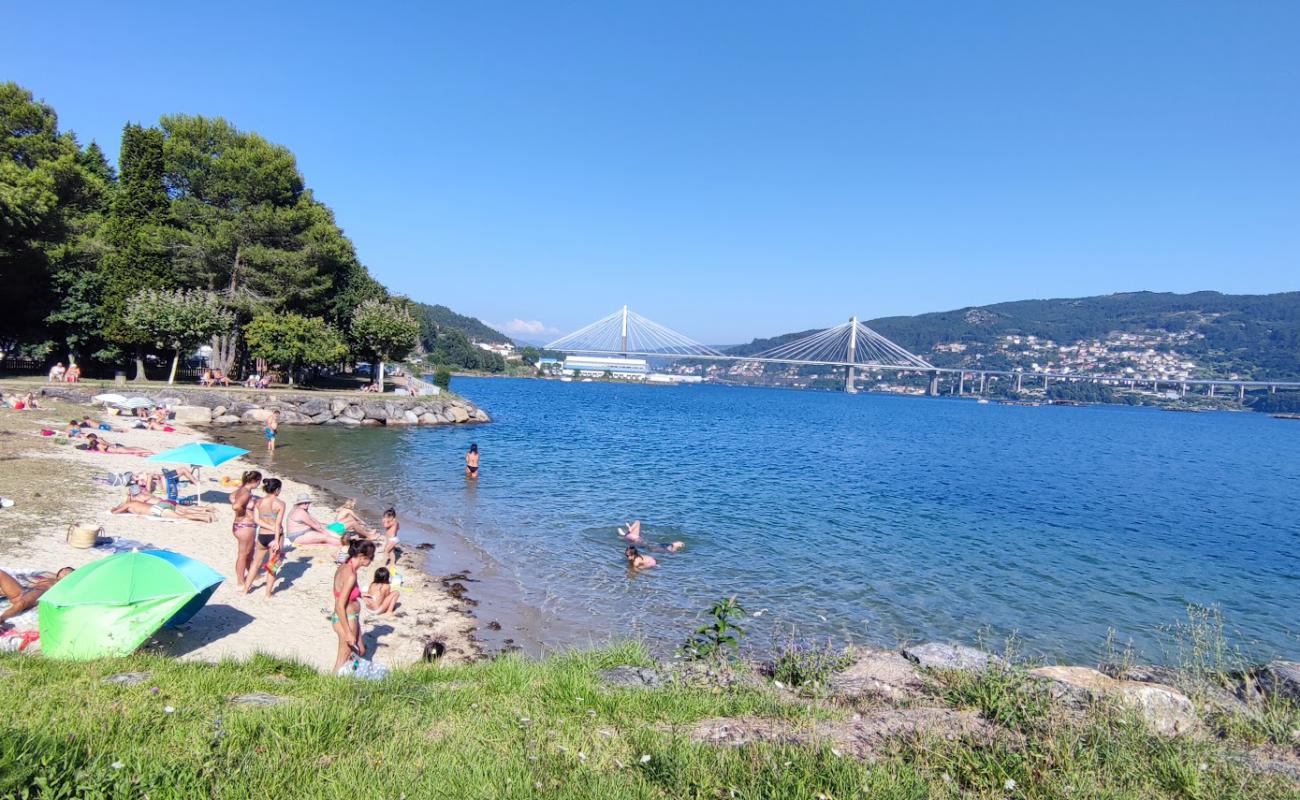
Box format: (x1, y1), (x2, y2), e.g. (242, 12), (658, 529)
(232, 378), (1300, 663)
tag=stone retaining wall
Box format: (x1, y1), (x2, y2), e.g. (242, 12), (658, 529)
(33, 385), (491, 428)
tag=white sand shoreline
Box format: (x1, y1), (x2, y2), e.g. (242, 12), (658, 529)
(1, 398), (477, 671)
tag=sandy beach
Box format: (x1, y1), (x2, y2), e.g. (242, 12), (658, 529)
(0, 391), (477, 671)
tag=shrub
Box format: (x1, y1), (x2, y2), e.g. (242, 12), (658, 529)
(681, 596), (746, 661)
(763, 641), (853, 693)
(433, 367), (451, 390)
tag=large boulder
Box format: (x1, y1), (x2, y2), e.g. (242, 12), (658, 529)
(213, 414), (242, 426)
(474, 409), (490, 422)
(418, 413), (441, 425)
(336, 416), (361, 427)
(402, 410), (420, 425)
(330, 398), (350, 416)
(361, 402), (389, 421)
(212, 405), (228, 418)
(341, 405), (365, 420)
(1255, 661), (1300, 702)
(298, 398), (329, 417)
(830, 649), (926, 702)
(447, 405), (470, 423)
(1029, 666), (1197, 736)
(903, 642), (1000, 673)
(171, 405), (212, 426)
(360, 418), (384, 427)
(241, 408), (274, 423)
(310, 411), (334, 424)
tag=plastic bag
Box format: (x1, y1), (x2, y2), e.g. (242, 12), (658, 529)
(337, 657), (388, 680)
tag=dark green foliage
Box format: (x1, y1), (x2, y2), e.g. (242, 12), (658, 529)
(682, 596), (746, 661)
(433, 367), (452, 390)
(1249, 392), (1300, 414)
(942, 665), (1053, 733)
(414, 302), (511, 346)
(1047, 381), (1115, 403)
(429, 327), (506, 373)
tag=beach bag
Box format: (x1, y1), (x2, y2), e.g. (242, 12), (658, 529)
(337, 657), (389, 681)
(67, 523), (104, 549)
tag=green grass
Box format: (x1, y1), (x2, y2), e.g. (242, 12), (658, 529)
(2, 644), (1296, 799)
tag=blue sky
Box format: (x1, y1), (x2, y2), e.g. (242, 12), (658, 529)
(5, 2), (1297, 343)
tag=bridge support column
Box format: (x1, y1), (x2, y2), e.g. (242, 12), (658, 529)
(1238, 384), (1245, 402)
(958, 374), (965, 395)
(1015, 372), (1022, 392)
(1270, 385), (1276, 394)
(978, 372), (986, 394)
(844, 316), (858, 394)
(1043, 375), (1050, 389)
(1180, 382), (1187, 397)
(927, 371), (940, 397)
(1152, 380), (1159, 394)
(845, 366), (857, 394)
(1207, 384), (1214, 397)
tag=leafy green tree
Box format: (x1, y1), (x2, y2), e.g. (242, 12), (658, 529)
(244, 313), (347, 386)
(433, 367), (451, 391)
(0, 83), (110, 355)
(519, 346), (540, 365)
(124, 289), (232, 384)
(103, 123), (172, 379)
(350, 299), (420, 391)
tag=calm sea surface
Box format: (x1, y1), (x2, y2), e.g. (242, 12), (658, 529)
(232, 378), (1300, 662)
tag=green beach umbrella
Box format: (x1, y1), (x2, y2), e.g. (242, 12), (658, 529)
(38, 550), (224, 660)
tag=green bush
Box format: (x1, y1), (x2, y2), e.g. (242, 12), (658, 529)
(433, 367), (451, 390)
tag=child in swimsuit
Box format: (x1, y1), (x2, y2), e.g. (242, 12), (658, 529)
(332, 540), (375, 672)
(380, 508), (400, 565)
(264, 411), (279, 453)
(363, 567), (400, 615)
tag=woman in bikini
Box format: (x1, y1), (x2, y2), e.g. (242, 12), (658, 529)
(230, 470), (261, 585)
(625, 545), (657, 570)
(244, 478), (286, 597)
(465, 443), (479, 478)
(285, 493), (345, 548)
(83, 433), (152, 457)
(332, 539), (375, 672)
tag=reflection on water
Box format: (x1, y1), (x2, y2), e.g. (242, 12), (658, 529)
(227, 379), (1300, 662)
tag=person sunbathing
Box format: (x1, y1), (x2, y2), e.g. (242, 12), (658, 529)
(111, 498), (215, 522)
(363, 567), (400, 615)
(1, 567), (73, 625)
(83, 433), (152, 456)
(285, 493), (345, 547)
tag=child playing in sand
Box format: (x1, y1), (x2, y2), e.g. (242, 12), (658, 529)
(363, 567), (400, 615)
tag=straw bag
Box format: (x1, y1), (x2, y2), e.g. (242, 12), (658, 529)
(66, 523), (103, 549)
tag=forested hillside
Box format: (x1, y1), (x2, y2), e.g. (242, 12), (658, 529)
(412, 303), (511, 345)
(731, 291), (1300, 380)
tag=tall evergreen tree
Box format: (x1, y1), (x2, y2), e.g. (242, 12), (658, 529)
(101, 123), (170, 378)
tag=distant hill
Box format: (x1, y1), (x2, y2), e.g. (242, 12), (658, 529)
(729, 291), (1300, 380)
(412, 302), (512, 345)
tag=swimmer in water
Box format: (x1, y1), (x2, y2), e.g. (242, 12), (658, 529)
(625, 545), (656, 570)
(618, 519), (642, 543)
(465, 443), (479, 478)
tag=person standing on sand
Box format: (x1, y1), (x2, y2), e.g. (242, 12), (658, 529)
(465, 443), (479, 478)
(265, 411), (279, 453)
(245, 478), (286, 597)
(332, 539), (374, 672)
(230, 470), (261, 585)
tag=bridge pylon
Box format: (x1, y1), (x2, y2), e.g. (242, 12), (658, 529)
(845, 316), (859, 394)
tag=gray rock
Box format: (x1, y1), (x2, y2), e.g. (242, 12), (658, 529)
(241, 408), (274, 423)
(830, 649), (926, 701)
(361, 402), (389, 421)
(903, 642), (1000, 673)
(597, 666), (665, 689)
(1029, 666), (1197, 737)
(171, 405), (213, 425)
(336, 416), (361, 427)
(214, 415), (242, 425)
(212, 405), (227, 418)
(475, 409), (491, 422)
(1256, 660), (1300, 702)
(447, 405), (470, 423)
(104, 671), (151, 686)
(411, 405), (428, 417)
(298, 398), (329, 416)
(310, 411), (334, 424)
(360, 418), (384, 427)
(230, 692), (287, 707)
(321, 418), (340, 426)
(330, 398), (350, 416)
(279, 410), (308, 424)
(418, 413), (441, 425)
(342, 405), (365, 420)
(403, 410), (420, 424)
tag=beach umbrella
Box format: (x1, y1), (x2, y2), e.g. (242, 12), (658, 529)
(92, 393), (128, 405)
(116, 397), (156, 410)
(148, 442), (248, 468)
(37, 550), (224, 660)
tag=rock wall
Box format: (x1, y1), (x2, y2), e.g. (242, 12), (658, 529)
(33, 385), (491, 428)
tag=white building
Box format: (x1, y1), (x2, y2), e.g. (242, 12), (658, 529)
(562, 355), (649, 379)
(475, 341), (515, 357)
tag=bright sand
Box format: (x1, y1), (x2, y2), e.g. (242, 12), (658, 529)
(0, 401), (476, 670)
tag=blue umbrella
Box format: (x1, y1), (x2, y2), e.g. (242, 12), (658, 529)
(148, 442), (249, 468)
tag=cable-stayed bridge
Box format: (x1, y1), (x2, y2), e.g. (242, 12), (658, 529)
(545, 306), (1300, 399)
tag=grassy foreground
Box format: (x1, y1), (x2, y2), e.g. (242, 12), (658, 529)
(1, 643), (1296, 800)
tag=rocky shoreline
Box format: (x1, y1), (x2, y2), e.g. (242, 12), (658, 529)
(31, 384), (491, 428)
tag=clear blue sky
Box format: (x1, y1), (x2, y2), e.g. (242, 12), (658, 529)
(5, 2), (1297, 343)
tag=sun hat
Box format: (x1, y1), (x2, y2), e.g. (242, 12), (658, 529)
(294, 493), (312, 505)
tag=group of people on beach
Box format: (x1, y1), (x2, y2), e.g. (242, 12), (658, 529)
(225, 470), (404, 671)
(46, 362), (81, 383)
